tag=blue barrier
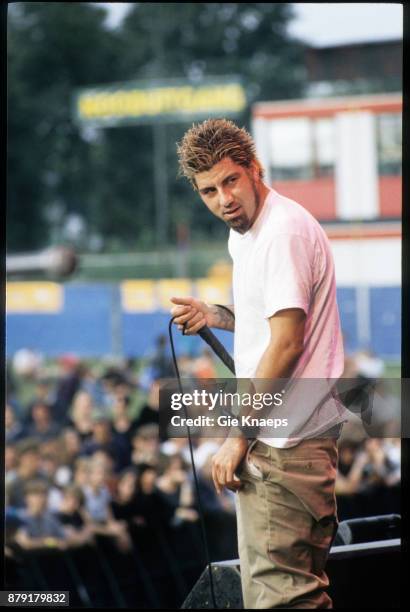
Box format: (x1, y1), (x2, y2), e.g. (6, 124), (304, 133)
(337, 288), (358, 354)
(6, 284), (113, 357)
(122, 312), (234, 359)
(6, 283), (400, 360)
(370, 287), (401, 358)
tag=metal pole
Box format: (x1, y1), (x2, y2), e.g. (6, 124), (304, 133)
(153, 122), (169, 247)
(151, 7), (169, 249)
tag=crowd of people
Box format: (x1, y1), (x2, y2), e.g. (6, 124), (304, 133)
(4, 342), (400, 604)
(334, 349), (400, 518)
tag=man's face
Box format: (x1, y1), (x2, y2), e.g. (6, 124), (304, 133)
(195, 157), (263, 234)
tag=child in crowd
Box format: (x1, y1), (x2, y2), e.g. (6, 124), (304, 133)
(81, 458), (131, 552)
(14, 480), (67, 550)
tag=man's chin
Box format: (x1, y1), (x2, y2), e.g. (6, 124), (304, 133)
(227, 216), (250, 234)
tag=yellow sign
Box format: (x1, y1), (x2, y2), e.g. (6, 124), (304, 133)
(75, 79), (246, 125)
(121, 280), (156, 313)
(7, 282), (63, 313)
(157, 279), (192, 311)
(195, 278), (232, 305)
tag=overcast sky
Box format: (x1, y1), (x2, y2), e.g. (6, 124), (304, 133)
(96, 2), (403, 46)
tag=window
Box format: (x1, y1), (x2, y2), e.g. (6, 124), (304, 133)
(377, 113), (402, 176)
(269, 117), (335, 180)
(269, 118), (313, 180)
(314, 117), (335, 177)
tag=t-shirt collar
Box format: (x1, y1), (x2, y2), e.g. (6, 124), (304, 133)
(232, 188), (277, 239)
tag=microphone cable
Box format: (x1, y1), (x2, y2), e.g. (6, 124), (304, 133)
(168, 317), (218, 609)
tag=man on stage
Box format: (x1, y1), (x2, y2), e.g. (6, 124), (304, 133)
(171, 118), (346, 608)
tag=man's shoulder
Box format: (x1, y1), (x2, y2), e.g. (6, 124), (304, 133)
(268, 189), (317, 224)
(264, 189), (321, 240)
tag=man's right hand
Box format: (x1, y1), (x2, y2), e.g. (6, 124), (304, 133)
(170, 296), (214, 335)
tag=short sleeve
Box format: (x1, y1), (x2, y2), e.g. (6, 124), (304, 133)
(261, 234), (314, 319)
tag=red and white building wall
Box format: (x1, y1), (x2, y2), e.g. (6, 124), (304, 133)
(252, 93), (401, 359)
(252, 92), (401, 221)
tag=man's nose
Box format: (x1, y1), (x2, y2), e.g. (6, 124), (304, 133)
(219, 188), (234, 209)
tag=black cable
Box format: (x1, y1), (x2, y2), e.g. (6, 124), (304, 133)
(168, 317), (218, 609)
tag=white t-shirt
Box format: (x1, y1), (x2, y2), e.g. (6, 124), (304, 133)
(228, 188), (348, 448)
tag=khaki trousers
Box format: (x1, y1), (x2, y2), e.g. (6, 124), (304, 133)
(235, 437), (339, 609)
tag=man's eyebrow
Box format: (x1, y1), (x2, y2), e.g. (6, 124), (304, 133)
(223, 172), (240, 184)
(198, 173), (240, 193)
(198, 184), (215, 193)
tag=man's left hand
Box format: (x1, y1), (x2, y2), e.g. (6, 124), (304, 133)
(211, 436), (249, 494)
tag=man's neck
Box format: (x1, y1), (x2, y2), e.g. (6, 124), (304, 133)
(249, 182), (270, 230)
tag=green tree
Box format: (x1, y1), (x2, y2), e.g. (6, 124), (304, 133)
(8, 3), (306, 253)
(7, 2), (121, 251)
(118, 3), (306, 245)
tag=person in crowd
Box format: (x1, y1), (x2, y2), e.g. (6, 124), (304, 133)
(68, 390), (95, 442)
(112, 374), (135, 401)
(131, 424), (160, 467)
(58, 427), (82, 470)
(73, 457), (91, 489)
(134, 380), (161, 431)
(24, 378), (55, 424)
(190, 437), (221, 470)
(161, 431), (217, 468)
(335, 439), (363, 495)
(133, 463), (175, 527)
(5, 444), (19, 487)
(56, 485), (95, 546)
(11, 349), (44, 413)
(90, 450), (117, 494)
(150, 334), (175, 379)
(14, 480), (67, 551)
(110, 467), (140, 524)
(160, 435), (190, 458)
(358, 438), (401, 491)
(383, 437), (401, 486)
(156, 453), (199, 525)
(37, 442), (72, 512)
(110, 393), (137, 453)
(192, 347), (217, 379)
(5, 403), (26, 444)
(6, 360), (18, 405)
(99, 367), (129, 410)
(81, 458), (131, 552)
(80, 416), (131, 472)
(121, 357), (140, 388)
(7, 440), (49, 509)
(336, 438), (399, 496)
(26, 401), (61, 442)
(52, 355), (85, 425)
(77, 362), (107, 408)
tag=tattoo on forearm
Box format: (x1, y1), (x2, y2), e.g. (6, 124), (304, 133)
(210, 304), (235, 332)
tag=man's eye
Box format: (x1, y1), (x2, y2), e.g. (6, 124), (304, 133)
(229, 177), (237, 183)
